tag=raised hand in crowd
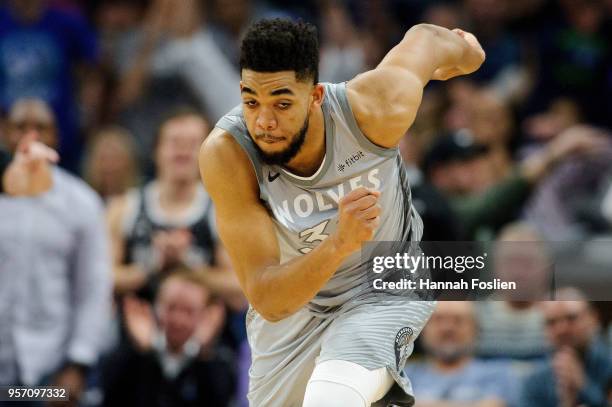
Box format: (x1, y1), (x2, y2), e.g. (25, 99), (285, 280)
(521, 124), (610, 183)
(195, 298), (226, 357)
(123, 296), (156, 352)
(151, 228), (194, 271)
(553, 346), (587, 407)
(2, 133), (59, 196)
(116, 0), (203, 108)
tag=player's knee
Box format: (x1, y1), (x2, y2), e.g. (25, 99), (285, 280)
(303, 379), (367, 407)
(302, 360), (394, 407)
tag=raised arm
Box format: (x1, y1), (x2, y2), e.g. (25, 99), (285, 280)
(2, 135), (58, 196)
(346, 24), (486, 148)
(199, 129), (381, 322)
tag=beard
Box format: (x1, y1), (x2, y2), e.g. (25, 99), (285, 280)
(251, 115), (310, 166)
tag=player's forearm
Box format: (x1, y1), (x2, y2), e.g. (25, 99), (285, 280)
(393, 24), (483, 80)
(417, 24), (483, 73)
(248, 237), (351, 322)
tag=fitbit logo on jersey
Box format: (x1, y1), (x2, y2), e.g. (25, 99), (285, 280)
(269, 168), (381, 223)
(338, 151), (365, 172)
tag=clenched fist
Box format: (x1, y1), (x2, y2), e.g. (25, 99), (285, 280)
(331, 187), (381, 257)
(431, 28), (485, 81)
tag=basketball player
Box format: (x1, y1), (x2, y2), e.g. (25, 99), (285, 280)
(199, 19), (485, 406)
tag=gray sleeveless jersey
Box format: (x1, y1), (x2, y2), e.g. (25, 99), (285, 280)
(216, 82), (423, 315)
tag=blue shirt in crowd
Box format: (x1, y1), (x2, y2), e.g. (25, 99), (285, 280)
(405, 359), (520, 407)
(519, 337), (611, 407)
(0, 167), (111, 385)
(0, 6), (98, 171)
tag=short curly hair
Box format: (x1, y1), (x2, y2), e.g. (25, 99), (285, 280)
(240, 18), (319, 84)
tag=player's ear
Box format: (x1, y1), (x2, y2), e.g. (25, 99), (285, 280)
(311, 84), (324, 107)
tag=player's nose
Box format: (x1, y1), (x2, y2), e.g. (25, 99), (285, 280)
(256, 109), (277, 131)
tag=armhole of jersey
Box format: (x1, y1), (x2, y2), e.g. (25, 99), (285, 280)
(214, 117), (266, 201)
(331, 81), (398, 158)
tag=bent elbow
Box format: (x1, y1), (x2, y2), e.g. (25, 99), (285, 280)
(258, 310), (285, 323)
(251, 302), (287, 323)
(247, 286), (290, 323)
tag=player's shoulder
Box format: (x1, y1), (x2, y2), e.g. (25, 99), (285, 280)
(199, 128), (258, 197)
(200, 128), (250, 171)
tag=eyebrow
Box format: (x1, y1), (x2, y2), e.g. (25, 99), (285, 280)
(240, 87), (295, 97)
(241, 86), (256, 95)
(270, 88), (294, 96)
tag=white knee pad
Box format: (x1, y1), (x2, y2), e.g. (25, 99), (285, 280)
(302, 360), (394, 407)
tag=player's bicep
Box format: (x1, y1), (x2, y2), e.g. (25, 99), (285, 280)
(213, 199), (280, 291)
(347, 67), (424, 147)
(199, 130), (280, 300)
(346, 26), (450, 147)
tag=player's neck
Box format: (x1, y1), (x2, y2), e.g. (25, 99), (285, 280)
(284, 106), (325, 177)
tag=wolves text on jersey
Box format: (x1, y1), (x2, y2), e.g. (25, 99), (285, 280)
(268, 168), (381, 224)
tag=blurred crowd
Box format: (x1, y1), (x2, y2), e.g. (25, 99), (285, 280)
(0, 0), (611, 406)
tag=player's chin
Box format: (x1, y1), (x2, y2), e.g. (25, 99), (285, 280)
(256, 139), (289, 153)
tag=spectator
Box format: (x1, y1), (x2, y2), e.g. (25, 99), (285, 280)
(463, 0), (525, 91)
(527, 0), (612, 127)
(520, 289), (611, 407)
(1, 134), (58, 196)
(208, 0), (255, 67)
(318, 1), (366, 83)
(399, 131), (461, 242)
(113, 0), (240, 173)
(523, 125), (612, 239)
(102, 270), (235, 407)
(405, 301), (520, 407)
(476, 223), (549, 360)
(522, 98), (581, 142)
(0, 0), (99, 171)
(425, 126), (609, 240)
(93, 0), (147, 65)
(0, 98), (111, 405)
(84, 126), (140, 203)
(466, 90), (516, 182)
(106, 107), (243, 307)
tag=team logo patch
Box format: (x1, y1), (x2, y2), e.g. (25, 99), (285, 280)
(394, 327), (414, 370)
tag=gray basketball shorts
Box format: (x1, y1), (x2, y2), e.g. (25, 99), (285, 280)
(246, 299), (436, 406)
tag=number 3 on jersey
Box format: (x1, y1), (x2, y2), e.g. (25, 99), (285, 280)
(298, 220), (331, 254)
